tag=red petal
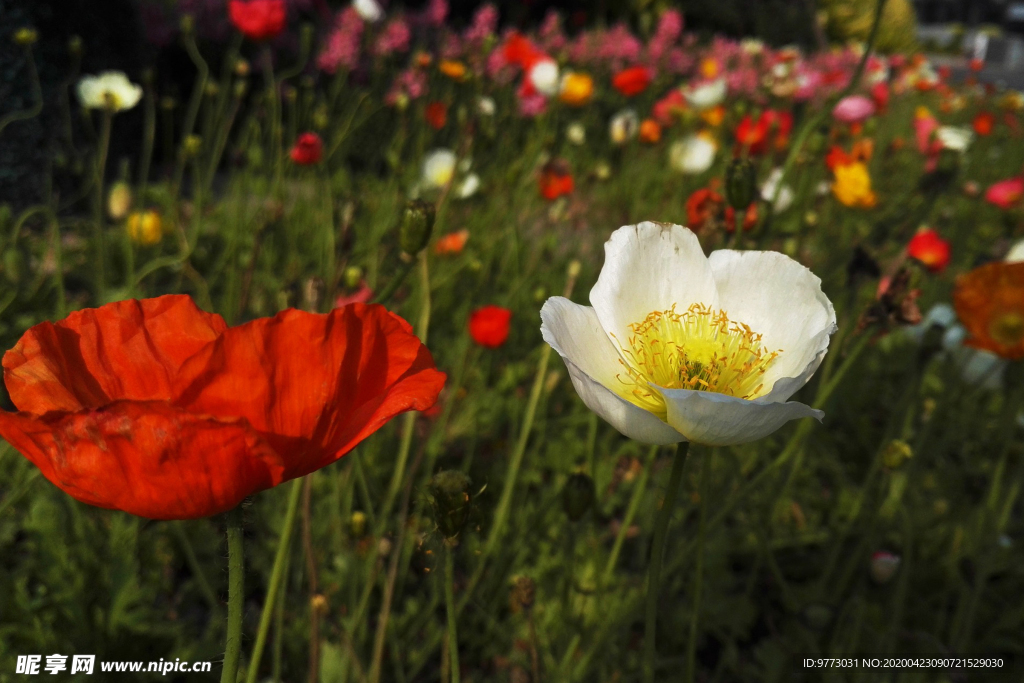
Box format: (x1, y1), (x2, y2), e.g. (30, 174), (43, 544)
(173, 303), (445, 479)
(3, 296), (227, 415)
(0, 401), (284, 520)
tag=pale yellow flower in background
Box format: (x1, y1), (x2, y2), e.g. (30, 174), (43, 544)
(670, 133), (717, 174)
(77, 71), (143, 112)
(684, 78), (726, 110)
(609, 109), (639, 145)
(540, 223), (837, 446)
(421, 149), (456, 190)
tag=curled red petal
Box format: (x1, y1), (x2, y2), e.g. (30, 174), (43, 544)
(3, 295), (227, 415)
(173, 302), (446, 479)
(0, 401), (284, 520)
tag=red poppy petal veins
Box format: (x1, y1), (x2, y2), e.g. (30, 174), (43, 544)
(3, 296), (227, 415)
(173, 303), (446, 479)
(0, 401), (284, 520)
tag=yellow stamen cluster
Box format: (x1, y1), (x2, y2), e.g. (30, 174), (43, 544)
(611, 303), (781, 418)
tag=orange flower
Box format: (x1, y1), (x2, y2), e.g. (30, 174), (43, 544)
(539, 162), (574, 200)
(0, 296), (444, 519)
(559, 72), (594, 107)
(439, 60), (467, 81)
(639, 119), (661, 143)
(415, 51), (433, 68)
(700, 105), (725, 127)
(425, 101), (447, 130)
(699, 57), (720, 79)
(954, 261), (1024, 359)
(906, 228), (950, 273)
(434, 229), (470, 255)
(973, 111), (995, 136)
(612, 66), (652, 97)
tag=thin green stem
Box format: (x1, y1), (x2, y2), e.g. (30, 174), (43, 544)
(601, 444), (658, 584)
(644, 441), (690, 683)
(0, 45), (43, 136)
(444, 545), (460, 683)
(686, 455), (708, 683)
(245, 479), (304, 683)
(92, 110), (113, 300)
(222, 507), (245, 683)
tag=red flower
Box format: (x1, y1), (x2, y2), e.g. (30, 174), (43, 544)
(685, 186), (724, 231)
(735, 109), (792, 155)
(228, 0), (286, 41)
(0, 296), (444, 519)
(469, 306), (512, 348)
(907, 229), (951, 273)
(870, 81), (890, 113)
(425, 101), (447, 130)
(969, 57), (984, 72)
(972, 111), (995, 136)
(539, 163), (574, 200)
(724, 203), (758, 232)
(503, 32), (545, 70)
(612, 66), (652, 97)
(290, 132), (323, 165)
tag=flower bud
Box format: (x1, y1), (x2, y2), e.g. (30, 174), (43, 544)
(107, 182), (133, 220)
(204, 81), (219, 97)
(13, 27), (38, 47)
(881, 439), (913, 470)
(427, 470), (472, 542)
(399, 200), (436, 256)
(182, 134), (203, 159)
(532, 286), (546, 303)
(310, 593), (328, 614)
(344, 265), (363, 289)
(567, 259), (582, 279)
(127, 211), (163, 246)
(725, 157), (756, 210)
(870, 551), (901, 584)
(68, 35), (83, 56)
(561, 472), (595, 522)
(510, 576), (536, 613)
(235, 59), (251, 78)
(180, 14), (195, 35)
(350, 511), (367, 538)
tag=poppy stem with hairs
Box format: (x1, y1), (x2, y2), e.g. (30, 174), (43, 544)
(444, 543), (460, 683)
(221, 505), (245, 683)
(643, 441), (690, 683)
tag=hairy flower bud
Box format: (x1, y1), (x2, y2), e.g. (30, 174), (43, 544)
(561, 472), (595, 522)
(400, 200), (436, 256)
(725, 157), (757, 210)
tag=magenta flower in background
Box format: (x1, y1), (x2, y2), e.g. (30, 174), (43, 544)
(318, 6), (364, 73)
(985, 177), (1024, 210)
(832, 95), (876, 124)
(424, 0), (448, 26)
(385, 68), (428, 106)
(518, 91), (547, 117)
(374, 17), (411, 57)
(538, 10), (567, 53)
(596, 24), (642, 70)
(646, 9), (682, 65)
(463, 4), (498, 51)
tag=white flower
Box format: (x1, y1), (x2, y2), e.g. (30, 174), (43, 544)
(540, 223), (837, 446)
(761, 168), (794, 212)
(353, 0), (384, 23)
(905, 303), (1006, 390)
(669, 134), (717, 174)
(528, 59), (560, 97)
(936, 126), (973, 152)
(457, 173), (480, 199)
(477, 96), (496, 117)
(1005, 239), (1024, 263)
(567, 122), (586, 146)
(740, 38), (765, 55)
(609, 109), (639, 145)
(77, 71), (142, 112)
(422, 149), (456, 189)
(684, 78), (726, 110)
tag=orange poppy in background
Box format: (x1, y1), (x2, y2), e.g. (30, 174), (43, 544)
(0, 296), (445, 519)
(425, 101), (448, 130)
(973, 111), (995, 136)
(612, 66), (652, 97)
(434, 229), (470, 255)
(954, 262), (1024, 359)
(539, 162), (574, 200)
(735, 109), (792, 155)
(906, 228), (950, 273)
(639, 119), (661, 143)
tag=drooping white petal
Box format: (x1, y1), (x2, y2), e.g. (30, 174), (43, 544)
(707, 249), (836, 401)
(657, 387), (823, 446)
(541, 297), (685, 444)
(590, 223), (719, 351)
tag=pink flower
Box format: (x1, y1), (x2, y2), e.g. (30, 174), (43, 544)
(385, 68), (428, 106)
(597, 24), (642, 69)
(374, 17), (410, 57)
(985, 177), (1024, 210)
(832, 95), (876, 124)
(463, 4), (498, 50)
(334, 282), (373, 308)
(646, 9), (683, 64)
(317, 7), (364, 73)
(653, 89), (686, 126)
(424, 0), (447, 26)
(518, 91), (547, 117)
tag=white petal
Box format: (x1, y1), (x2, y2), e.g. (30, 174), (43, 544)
(590, 223), (719, 355)
(541, 297), (685, 444)
(657, 387), (823, 446)
(707, 249), (836, 401)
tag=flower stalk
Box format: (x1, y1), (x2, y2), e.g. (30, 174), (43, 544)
(222, 505), (245, 683)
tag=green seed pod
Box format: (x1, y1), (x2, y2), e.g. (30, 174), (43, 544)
(561, 472), (595, 522)
(881, 440), (913, 470)
(427, 470), (472, 542)
(350, 511), (367, 538)
(344, 265), (363, 289)
(399, 200), (436, 256)
(725, 157), (757, 210)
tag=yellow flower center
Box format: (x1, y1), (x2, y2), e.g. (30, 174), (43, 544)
(989, 311), (1024, 347)
(611, 303), (781, 419)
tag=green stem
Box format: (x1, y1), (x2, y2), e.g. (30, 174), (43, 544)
(92, 110), (112, 300)
(222, 507), (245, 683)
(444, 545), (461, 683)
(0, 45), (43, 136)
(686, 456), (708, 683)
(245, 479), (304, 683)
(602, 444), (658, 584)
(644, 442), (691, 683)
(371, 258), (416, 306)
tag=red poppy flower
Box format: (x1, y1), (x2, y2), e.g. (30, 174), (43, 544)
(735, 109), (792, 155)
(973, 111), (995, 136)
(503, 32), (545, 70)
(434, 229), (470, 255)
(0, 296), (444, 519)
(539, 163), (574, 201)
(685, 186), (724, 231)
(907, 229), (950, 273)
(724, 203), (758, 232)
(425, 101), (447, 130)
(969, 57), (984, 73)
(290, 132), (323, 165)
(612, 66), (652, 97)
(469, 306), (512, 348)
(228, 0), (286, 41)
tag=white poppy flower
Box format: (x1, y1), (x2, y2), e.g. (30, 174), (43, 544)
(353, 0), (384, 23)
(609, 109), (639, 145)
(936, 126), (973, 152)
(567, 122), (586, 146)
(1005, 239), (1024, 263)
(528, 59), (560, 97)
(669, 134), (717, 174)
(477, 96), (496, 117)
(77, 71), (143, 112)
(540, 223), (837, 446)
(422, 149), (456, 189)
(904, 303), (1006, 390)
(457, 173), (480, 199)
(761, 168), (794, 212)
(684, 78), (726, 110)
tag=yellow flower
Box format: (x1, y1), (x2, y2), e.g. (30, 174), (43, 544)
(559, 72), (594, 107)
(438, 60), (467, 81)
(127, 211), (164, 246)
(832, 162), (877, 208)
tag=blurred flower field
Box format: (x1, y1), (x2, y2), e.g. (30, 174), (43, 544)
(1, 1), (1024, 681)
